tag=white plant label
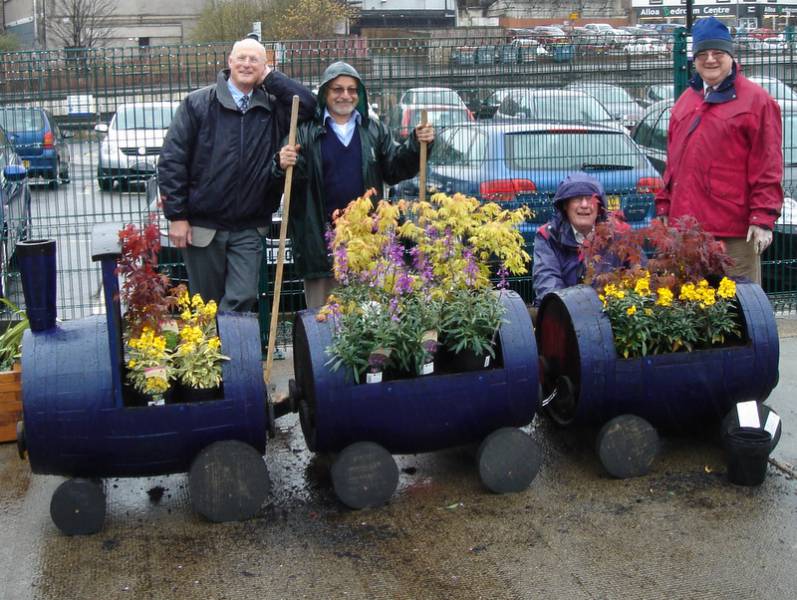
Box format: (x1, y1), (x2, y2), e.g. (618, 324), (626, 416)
(736, 400), (761, 429)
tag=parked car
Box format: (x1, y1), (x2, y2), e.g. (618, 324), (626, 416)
(493, 89), (619, 128)
(623, 37), (669, 56)
(0, 107), (71, 188)
(0, 124), (32, 297)
(565, 82), (645, 129)
(396, 87), (468, 110)
(640, 83), (675, 108)
(391, 104), (474, 140)
(390, 87), (472, 139)
(748, 75), (797, 111)
(476, 88), (515, 120)
(749, 27), (778, 41)
(95, 102), (179, 191)
(391, 122), (663, 247)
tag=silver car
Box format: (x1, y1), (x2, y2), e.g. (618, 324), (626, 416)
(96, 102), (178, 191)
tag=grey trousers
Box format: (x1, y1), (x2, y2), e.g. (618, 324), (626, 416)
(303, 277), (338, 310)
(181, 229), (263, 312)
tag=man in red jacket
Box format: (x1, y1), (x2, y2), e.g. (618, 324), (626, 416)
(655, 17), (783, 284)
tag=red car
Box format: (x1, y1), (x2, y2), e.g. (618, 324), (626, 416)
(749, 27), (777, 40)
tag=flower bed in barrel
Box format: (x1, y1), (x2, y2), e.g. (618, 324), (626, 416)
(289, 191), (543, 508)
(536, 216), (780, 479)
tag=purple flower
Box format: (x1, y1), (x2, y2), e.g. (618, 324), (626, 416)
(497, 265), (509, 289)
(463, 248), (479, 287)
(394, 270), (414, 296)
(333, 245), (350, 284)
(389, 296), (400, 321)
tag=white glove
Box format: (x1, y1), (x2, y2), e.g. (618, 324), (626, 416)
(746, 225), (773, 255)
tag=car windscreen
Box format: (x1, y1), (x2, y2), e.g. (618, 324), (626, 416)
(0, 109), (45, 133)
(409, 109), (470, 129)
(406, 90), (462, 106)
(754, 79), (797, 102)
(504, 130), (647, 170)
(515, 94), (613, 122)
(428, 127), (487, 166)
(582, 86), (635, 105)
(115, 106), (176, 130)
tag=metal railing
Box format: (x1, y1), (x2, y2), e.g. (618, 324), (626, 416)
(0, 31), (795, 348)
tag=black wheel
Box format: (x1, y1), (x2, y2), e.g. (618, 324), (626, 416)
(60, 160), (70, 183)
(50, 478), (106, 536)
(48, 161), (60, 189)
(597, 415), (659, 479)
(477, 427), (541, 494)
(97, 167), (113, 191)
(330, 442), (398, 509)
(188, 440), (270, 523)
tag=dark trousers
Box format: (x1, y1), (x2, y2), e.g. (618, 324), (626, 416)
(181, 229), (263, 312)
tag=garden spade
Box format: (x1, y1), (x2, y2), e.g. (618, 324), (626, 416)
(265, 95), (300, 388)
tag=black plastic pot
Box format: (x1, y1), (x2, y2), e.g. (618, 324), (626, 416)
(722, 427), (772, 486)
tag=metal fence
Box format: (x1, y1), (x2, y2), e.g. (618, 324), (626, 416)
(0, 31), (796, 348)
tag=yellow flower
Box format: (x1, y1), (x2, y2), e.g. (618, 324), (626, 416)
(656, 287), (674, 307)
(644, 308), (653, 316)
(718, 277), (736, 299)
(626, 305), (637, 316)
(634, 276), (651, 296)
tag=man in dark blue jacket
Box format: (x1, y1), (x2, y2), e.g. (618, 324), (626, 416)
(158, 38), (316, 311)
(532, 173), (606, 307)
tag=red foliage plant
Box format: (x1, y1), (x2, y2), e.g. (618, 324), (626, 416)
(116, 213), (183, 336)
(583, 215), (735, 291)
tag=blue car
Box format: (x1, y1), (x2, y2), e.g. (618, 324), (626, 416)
(0, 107), (71, 188)
(392, 121), (663, 247)
(0, 124), (32, 297)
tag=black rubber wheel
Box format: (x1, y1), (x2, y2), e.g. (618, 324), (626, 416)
(330, 442), (398, 509)
(477, 427), (542, 494)
(597, 415), (659, 479)
(189, 440), (270, 523)
(50, 478), (106, 536)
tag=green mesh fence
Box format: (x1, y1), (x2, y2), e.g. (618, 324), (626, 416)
(0, 32), (795, 352)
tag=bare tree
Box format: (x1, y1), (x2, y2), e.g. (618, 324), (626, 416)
(49, 0), (116, 48)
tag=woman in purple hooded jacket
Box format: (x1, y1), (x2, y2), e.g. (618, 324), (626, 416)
(532, 173), (607, 307)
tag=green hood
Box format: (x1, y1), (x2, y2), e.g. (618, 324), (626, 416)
(317, 61), (369, 124)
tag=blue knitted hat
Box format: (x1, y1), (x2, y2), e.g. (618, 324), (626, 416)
(692, 17), (734, 57)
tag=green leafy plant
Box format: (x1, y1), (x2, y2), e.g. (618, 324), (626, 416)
(0, 298), (29, 372)
(439, 287), (505, 358)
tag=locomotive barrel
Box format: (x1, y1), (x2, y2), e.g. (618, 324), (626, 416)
(293, 290), (539, 454)
(21, 311), (267, 478)
(536, 283), (779, 432)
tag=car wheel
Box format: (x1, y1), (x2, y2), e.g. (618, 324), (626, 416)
(60, 163), (70, 184)
(49, 161), (60, 189)
(98, 168), (113, 191)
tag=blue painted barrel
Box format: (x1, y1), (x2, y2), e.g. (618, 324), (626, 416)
(536, 282), (779, 432)
(293, 291), (539, 454)
(21, 312), (267, 478)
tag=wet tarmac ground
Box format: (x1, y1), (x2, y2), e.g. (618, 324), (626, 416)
(1, 322), (796, 600)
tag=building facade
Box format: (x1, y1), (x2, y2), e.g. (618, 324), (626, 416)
(632, 0), (797, 28)
(2, 0), (203, 49)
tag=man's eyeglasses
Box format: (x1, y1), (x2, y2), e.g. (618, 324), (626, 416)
(694, 50), (729, 61)
(233, 55), (263, 65)
(329, 86), (358, 96)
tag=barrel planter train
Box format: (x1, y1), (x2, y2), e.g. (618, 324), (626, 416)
(284, 290), (543, 508)
(15, 226), (272, 535)
(14, 226), (545, 532)
(535, 282), (780, 477)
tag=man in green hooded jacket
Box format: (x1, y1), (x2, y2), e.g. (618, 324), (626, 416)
(276, 61), (435, 309)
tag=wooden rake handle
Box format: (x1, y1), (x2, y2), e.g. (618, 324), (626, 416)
(265, 95), (300, 386)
